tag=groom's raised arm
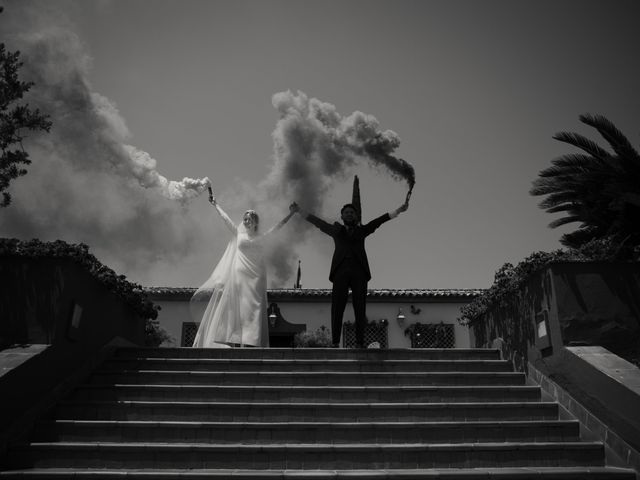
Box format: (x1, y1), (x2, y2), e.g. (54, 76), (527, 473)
(362, 201), (409, 236)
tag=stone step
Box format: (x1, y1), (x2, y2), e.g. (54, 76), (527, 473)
(33, 419), (579, 444)
(70, 383), (541, 403)
(0, 467), (636, 479)
(103, 357), (514, 372)
(114, 347), (501, 361)
(53, 401), (559, 422)
(9, 441), (605, 469)
(88, 370), (526, 387)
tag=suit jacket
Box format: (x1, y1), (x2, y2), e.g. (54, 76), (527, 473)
(305, 213), (391, 282)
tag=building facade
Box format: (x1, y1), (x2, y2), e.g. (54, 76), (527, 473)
(146, 287), (482, 349)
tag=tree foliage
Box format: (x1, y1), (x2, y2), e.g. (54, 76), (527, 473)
(1, 6), (52, 207)
(0, 237), (160, 320)
(458, 236), (640, 326)
(530, 114), (640, 248)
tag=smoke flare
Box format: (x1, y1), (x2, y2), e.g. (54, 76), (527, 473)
(260, 90), (416, 285)
(124, 146), (210, 204)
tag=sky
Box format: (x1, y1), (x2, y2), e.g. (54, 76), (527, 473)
(1, 0), (639, 290)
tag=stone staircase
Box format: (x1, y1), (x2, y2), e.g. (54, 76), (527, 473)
(2, 347), (636, 478)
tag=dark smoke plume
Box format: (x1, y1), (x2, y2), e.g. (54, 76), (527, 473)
(260, 90), (415, 285)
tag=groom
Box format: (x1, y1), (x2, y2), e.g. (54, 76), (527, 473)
(291, 200), (408, 348)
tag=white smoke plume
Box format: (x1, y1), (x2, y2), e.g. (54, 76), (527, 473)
(124, 146), (210, 204)
(260, 90), (415, 285)
(0, 5), (210, 280)
(17, 27), (210, 205)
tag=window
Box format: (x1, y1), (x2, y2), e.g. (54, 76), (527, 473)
(181, 322), (199, 347)
(406, 322), (455, 348)
(342, 320), (388, 348)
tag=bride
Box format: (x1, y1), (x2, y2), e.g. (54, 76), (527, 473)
(191, 188), (295, 348)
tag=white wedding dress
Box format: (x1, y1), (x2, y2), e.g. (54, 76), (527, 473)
(191, 206), (270, 348)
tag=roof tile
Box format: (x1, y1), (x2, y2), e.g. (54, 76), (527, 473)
(144, 287), (484, 301)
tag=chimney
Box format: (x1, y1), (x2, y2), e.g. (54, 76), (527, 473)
(294, 260), (302, 289)
(352, 175), (362, 224)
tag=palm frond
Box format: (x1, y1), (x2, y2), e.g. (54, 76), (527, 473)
(552, 131), (613, 161)
(538, 191), (582, 210)
(549, 215), (583, 229)
(552, 153), (611, 173)
(534, 114), (640, 248)
(545, 203), (579, 214)
(580, 113), (640, 162)
(537, 164), (587, 179)
(531, 177), (601, 196)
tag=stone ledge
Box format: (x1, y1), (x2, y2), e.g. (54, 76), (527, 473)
(528, 360), (640, 476)
(0, 345), (48, 379)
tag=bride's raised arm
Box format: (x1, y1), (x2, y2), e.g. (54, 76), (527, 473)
(263, 203), (297, 236)
(209, 194), (237, 234)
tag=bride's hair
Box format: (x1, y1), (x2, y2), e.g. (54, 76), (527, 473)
(244, 210), (259, 230)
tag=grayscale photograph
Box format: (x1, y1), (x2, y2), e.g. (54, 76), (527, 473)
(1, 1), (639, 478)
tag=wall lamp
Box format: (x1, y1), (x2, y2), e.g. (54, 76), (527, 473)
(268, 303), (279, 328)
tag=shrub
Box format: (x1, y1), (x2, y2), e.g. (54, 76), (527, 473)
(459, 236), (640, 326)
(294, 326), (332, 348)
(0, 237), (161, 325)
(145, 318), (173, 347)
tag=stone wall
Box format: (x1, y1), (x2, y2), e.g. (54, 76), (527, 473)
(470, 262), (640, 370)
(1, 257), (146, 348)
(469, 261), (640, 472)
(0, 258), (146, 461)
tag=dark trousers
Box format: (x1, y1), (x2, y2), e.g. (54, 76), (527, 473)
(331, 258), (368, 346)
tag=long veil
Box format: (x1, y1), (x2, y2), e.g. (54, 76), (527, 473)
(190, 223), (245, 347)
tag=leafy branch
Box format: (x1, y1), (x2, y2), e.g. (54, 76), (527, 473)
(458, 237), (640, 325)
(0, 237), (160, 320)
(1, 6), (52, 207)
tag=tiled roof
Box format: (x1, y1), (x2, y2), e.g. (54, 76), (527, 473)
(145, 287), (484, 301)
(146, 287), (197, 297)
(268, 288), (484, 299)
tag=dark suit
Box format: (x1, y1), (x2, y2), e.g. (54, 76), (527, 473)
(306, 213), (392, 345)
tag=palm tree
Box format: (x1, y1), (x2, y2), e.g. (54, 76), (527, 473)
(530, 114), (640, 248)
